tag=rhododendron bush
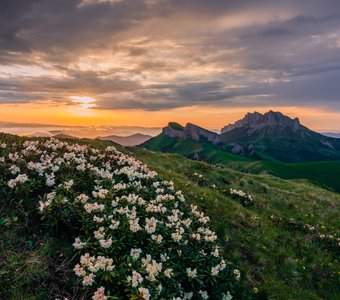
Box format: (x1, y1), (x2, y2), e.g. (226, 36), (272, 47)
(0, 139), (240, 299)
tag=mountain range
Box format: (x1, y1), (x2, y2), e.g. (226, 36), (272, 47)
(97, 133), (152, 146)
(25, 131), (151, 146)
(142, 111), (340, 163)
(322, 132), (340, 139)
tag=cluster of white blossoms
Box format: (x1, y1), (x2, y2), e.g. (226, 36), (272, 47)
(229, 188), (254, 205)
(0, 138), (241, 299)
(7, 173), (29, 188)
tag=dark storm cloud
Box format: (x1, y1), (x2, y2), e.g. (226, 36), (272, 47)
(0, 0), (156, 65)
(0, 0), (340, 110)
(95, 81), (267, 110)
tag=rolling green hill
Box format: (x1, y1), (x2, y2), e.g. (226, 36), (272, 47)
(142, 133), (251, 165)
(1, 133), (339, 299)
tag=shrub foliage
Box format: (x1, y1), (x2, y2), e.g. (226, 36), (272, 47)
(0, 139), (240, 299)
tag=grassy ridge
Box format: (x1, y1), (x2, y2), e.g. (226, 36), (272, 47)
(128, 147), (340, 299)
(142, 134), (251, 164)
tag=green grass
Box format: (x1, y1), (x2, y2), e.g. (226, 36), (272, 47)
(142, 134), (251, 164)
(239, 160), (340, 193)
(168, 122), (184, 131)
(127, 147), (340, 299)
(0, 202), (85, 299)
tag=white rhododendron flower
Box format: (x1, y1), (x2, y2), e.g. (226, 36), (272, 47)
(73, 237), (86, 249)
(184, 292), (194, 299)
(82, 273), (96, 286)
(138, 287), (150, 300)
(164, 268), (173, 278)
(8, 174), (28, 188)
(73, 264), (86, 277)
(76, 194), (89, 203)
(127, 270), (144, 287)
(199, 290), (209, 299)
(92, 286), (107, 300)
(186, 268), (197, 279)
(99, 238), (112, 248)
(130, 248), (142, 260)
(234, 269), (241, 281)
(229, 188), (254, 205)
(222, 291), (233, 300)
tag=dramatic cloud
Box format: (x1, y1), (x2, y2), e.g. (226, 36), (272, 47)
(1, 0), (340, 111)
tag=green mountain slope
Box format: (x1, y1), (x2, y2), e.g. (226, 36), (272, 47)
(239, 160), (340, 193)
(221, 125), (340, 162)
(142, 133), (340, 193)
(142, 133), (251, 165)
(128, 147), (340, 299)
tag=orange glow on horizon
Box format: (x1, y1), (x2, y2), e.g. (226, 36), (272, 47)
(0, 103), (339, 132)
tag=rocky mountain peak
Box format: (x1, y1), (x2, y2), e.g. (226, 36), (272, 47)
(162, 122), (221, 145)
(221, 111), (303, 134)
(162, 122), (184, 139)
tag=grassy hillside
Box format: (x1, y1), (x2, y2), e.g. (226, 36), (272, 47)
(142, 134), (252, 164)
(128, 147), (340, 299)
(1, 134), (339, 299)
(240, 160), (340, 193)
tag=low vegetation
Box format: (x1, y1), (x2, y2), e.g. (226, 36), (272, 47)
(0, 135), (242, 299)
(129, 147), (340, 299)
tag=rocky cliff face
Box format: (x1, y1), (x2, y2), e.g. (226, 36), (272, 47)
(184, 123), (221, 145)
(162, 122), (221, 145)
(221, 111), (303, 134)
(219, 111), (340, 162)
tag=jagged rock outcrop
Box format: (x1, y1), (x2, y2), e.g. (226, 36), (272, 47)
(162, 122), (221, 145)
(162, 122), (185, 139)
(221, 111), (303, 134)
(219, 110), (340, 162)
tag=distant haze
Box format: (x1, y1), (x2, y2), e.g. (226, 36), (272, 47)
(0, 121), (161, 139)
(0, 118), (337, 139)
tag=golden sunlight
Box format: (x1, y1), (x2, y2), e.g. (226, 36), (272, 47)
(70, 96), (97, 110)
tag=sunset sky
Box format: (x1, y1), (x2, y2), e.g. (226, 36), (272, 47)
(1, 0), (340, 131)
